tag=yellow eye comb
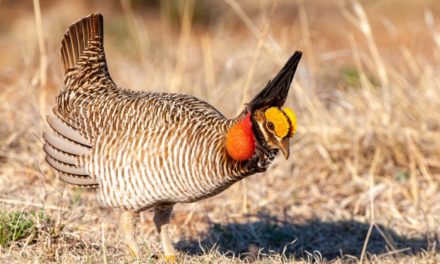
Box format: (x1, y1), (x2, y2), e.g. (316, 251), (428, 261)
(264, 107), (297, 138)
(264, 107), (289, 138)
(282, 107), (297, 137)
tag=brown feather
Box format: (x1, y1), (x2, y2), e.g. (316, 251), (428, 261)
(60, 13), (104, 74)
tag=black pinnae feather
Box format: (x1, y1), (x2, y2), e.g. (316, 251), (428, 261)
(248, 51), (302, 111)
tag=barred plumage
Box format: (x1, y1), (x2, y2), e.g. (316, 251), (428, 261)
(43, 13), (302, 259)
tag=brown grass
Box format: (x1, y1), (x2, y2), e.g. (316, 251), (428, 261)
(0, 0), (439, 263)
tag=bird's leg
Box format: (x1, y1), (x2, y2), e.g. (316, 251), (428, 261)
(119, 210), (140, 258)
(153, 205), (176, 261)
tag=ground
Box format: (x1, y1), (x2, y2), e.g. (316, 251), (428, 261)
(0, 0), (439, 263)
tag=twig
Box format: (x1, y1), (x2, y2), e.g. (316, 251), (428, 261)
(170, 0), (195, 93)
(102, 222), (108, 264)
(360, 148), (381, 263)
(32, 0), (47, 118)
(0, 197), (64, 211)
(343, 1), (391, 124)
(297, 0), (316, 88)
(201, 34), (216, 99)
(120, 0), (150, 74)
(238, 19), (270, 113)
(224, 0), (281, 63)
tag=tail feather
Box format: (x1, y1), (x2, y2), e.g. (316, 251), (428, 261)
(61, 13), (103, 73)
(60, 13), (113, 87)
(247, 51), (302, 111)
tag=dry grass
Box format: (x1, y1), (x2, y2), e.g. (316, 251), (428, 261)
(0, 0), (439, 263)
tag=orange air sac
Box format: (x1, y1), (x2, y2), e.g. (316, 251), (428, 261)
(226, 113), (256, 161)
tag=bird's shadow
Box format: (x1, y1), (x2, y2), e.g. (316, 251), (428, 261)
(176, 211), (437, 262)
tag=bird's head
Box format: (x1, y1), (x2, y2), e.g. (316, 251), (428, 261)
(252, 106), (296, 159)
(226, 51), (302, 161)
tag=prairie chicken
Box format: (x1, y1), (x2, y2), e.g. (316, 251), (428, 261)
(43, 13), (302, 260)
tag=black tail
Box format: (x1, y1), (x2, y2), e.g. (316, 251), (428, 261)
(247, 51), (302, 111)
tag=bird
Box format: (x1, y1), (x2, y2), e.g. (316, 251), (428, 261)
(43, 13), (302, 260)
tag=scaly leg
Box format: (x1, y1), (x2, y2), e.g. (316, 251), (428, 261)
(119, 210), (140, 258)
(153, 205), (176, 261)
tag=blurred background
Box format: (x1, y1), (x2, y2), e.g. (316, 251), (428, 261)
(0, 0), (439, 263)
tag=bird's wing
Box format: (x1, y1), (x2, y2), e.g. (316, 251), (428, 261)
(43, 112), (98, 187)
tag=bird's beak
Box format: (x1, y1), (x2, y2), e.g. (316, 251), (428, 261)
(277, 138), (290, 159)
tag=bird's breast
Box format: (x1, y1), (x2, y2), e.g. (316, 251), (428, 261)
(88, 114), (240, 210)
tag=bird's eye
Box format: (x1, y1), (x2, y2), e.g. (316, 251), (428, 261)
(267, 121), (274, 131)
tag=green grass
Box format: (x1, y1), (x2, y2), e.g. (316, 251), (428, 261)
(0, 210), (55, 246)
(341, 67), (361, 88)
